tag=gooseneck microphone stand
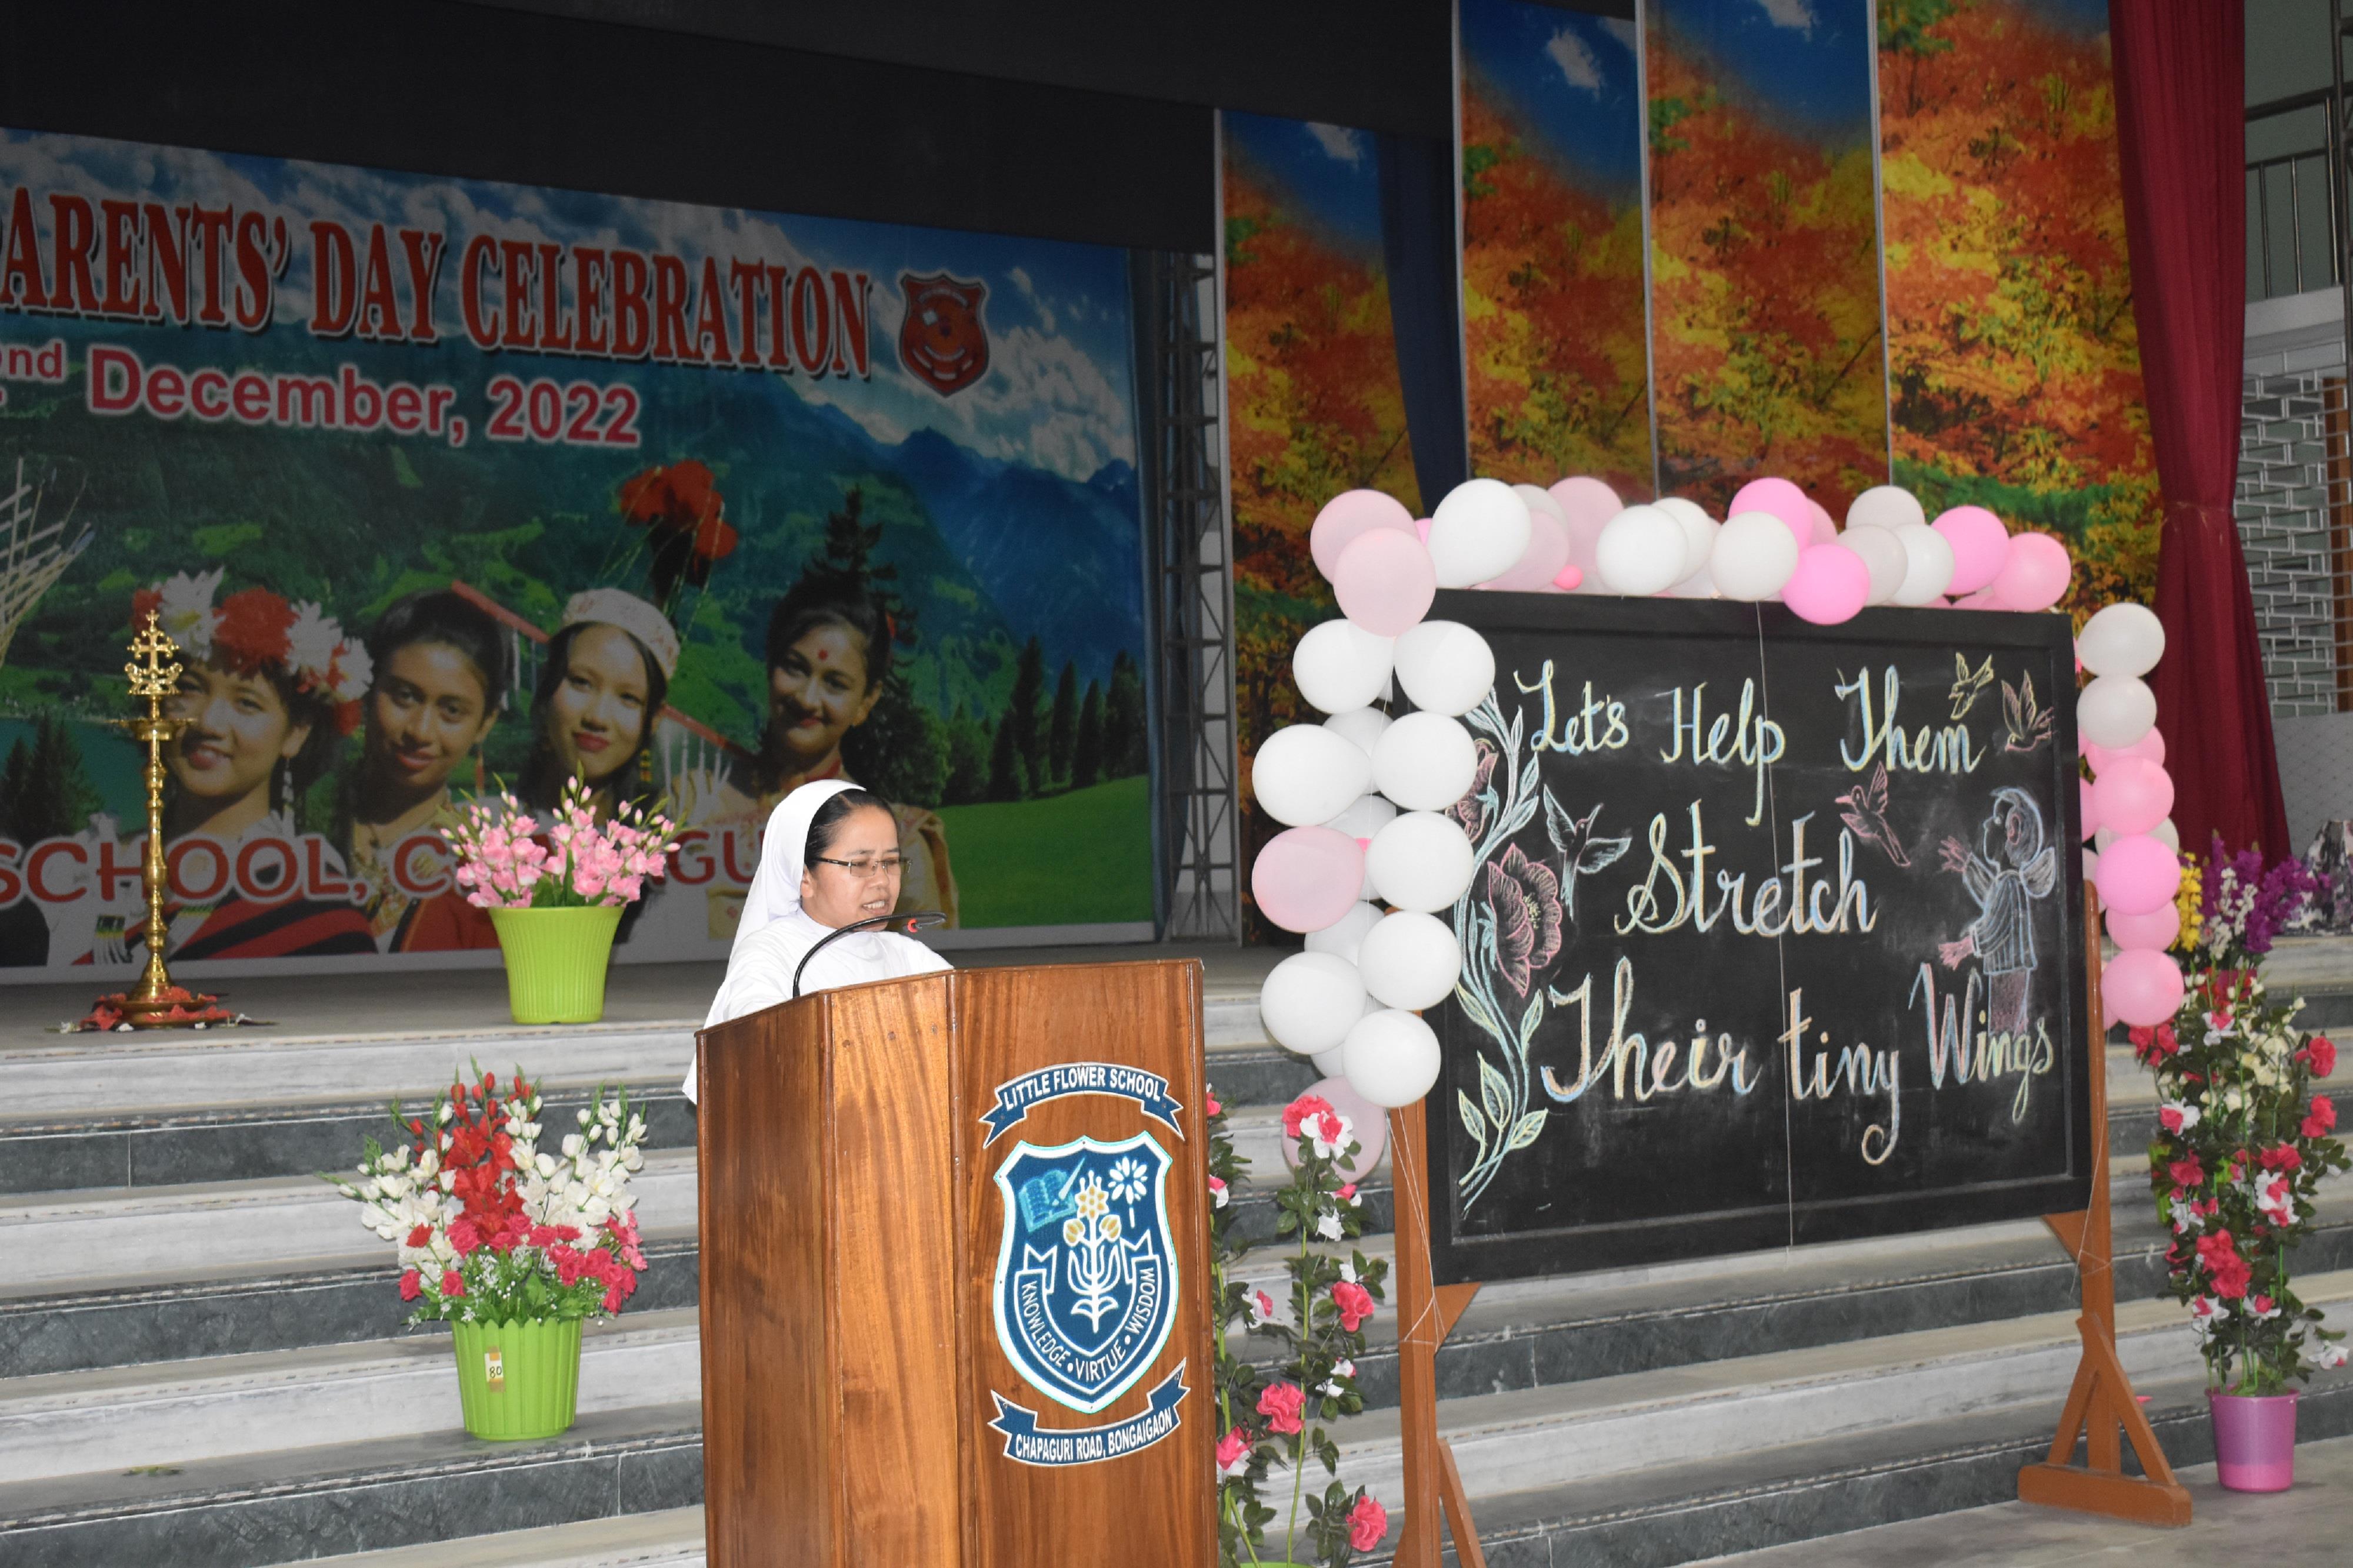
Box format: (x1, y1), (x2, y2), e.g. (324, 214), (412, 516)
(791, 910), (948, 998)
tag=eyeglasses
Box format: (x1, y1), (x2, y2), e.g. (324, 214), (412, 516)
(811, 854), (907, 879)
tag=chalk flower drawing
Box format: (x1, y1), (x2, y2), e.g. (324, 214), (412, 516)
(1452, 693), (1561, 1209)
(1449, 739), (1500, 840)
(1485, 845), (1564, 997)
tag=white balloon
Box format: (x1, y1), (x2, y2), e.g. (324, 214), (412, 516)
(1888, 523), (1956, 606)
(2151, 818), (2180, 853)
(1309, 1040), (1352, 1076)
(1846, 485), (1926, 533)
(1428, 479), (1532, 589)
(1666, 559), (1718, 598)
(1368, 811), (1477, 912)
(1836, 524), (1908, 606)
(1252, 723), (1372, 828)
(1292, 619), (1395, 715)
(1512, 482), (1569, 526)
(1358, 910), (1464, 1011)
(1305, 899), (1385, 966)
(1595, 505), (1688, 596)
(2078, 675), (2158, 750)
(1342, 1009), (1442, 1107)
(1371, 710), (1479, 812)
(1324, 707), (1391, 756)
(1324, 792), (1398, 842)
(1655, 497), (1719, 580)
(1258, 951), (1368, 1057)
(1712, 511), (1801, 600)
(2077, 602), (2167, 678)
(1394, 620), (1497, 717)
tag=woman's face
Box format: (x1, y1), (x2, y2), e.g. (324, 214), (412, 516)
(768, 621), (880, 770)
(366, 641), (495, 800)
(797, 805), (904, 928)
(168, 662), (308, 806)
(545, 624), (650, 787)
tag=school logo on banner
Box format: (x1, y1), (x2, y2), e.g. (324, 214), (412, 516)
(898, 271), (989, 395)
(991, 1131), (1176, 1415)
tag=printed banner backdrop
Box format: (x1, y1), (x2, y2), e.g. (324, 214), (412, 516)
(0, 128), (1154, 977)
(1647, 0), (1888, 519)
(1878, 0), (2161, 615)
(1222, 111), (1423, 936)
(1460, 0), (1655, 498)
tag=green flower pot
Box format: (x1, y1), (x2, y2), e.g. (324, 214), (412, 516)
(451, 1316), (583, 1441)
(487, 905), (624, 1024)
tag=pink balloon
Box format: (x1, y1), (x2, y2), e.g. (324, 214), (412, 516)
(1309, 490), (1415, 582)
(1279, 1075), (1389, 1181)
(1332, 528), (1437, 636)
(1990, 531), (2072, 612)
(1933, 505), (2010, 595)
(2086, 730), (2165, 773)
(1808, 499), (1837, 546)
(1415, 517), (1432, 543)
(2107, 901), (2181, 953)
(1782, 543), (1871, 625)
(1730, 476), (1814, 551)
(1953, 586), (2001, 609)
(2090, 757), (2174, 837)
(2095, 833), (2181, 916)
(1482, 512), (1573, 591)
(1251, 826), (1365, 934)
(1548, 476), (1622, 535)
(1551, 563), (1584, 590)
(2105, 949), (2185, 1028)
(2079, 777), (2099, 841)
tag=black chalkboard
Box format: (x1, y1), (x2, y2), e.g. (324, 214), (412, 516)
(1422, 592), (2094, 1284)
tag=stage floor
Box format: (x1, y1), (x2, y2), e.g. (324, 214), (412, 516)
(0, 940), (1281, 1049)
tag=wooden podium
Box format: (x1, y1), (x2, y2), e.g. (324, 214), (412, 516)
(694, 959), (1217, 1567)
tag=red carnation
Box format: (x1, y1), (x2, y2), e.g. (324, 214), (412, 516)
(1256, 1380), (1306, 1436)
(2304, 1036), (2338, 1077)
(211, 586), (298, 674)
(441, 1269), (465, 1297)
(1331, 1280), (1377, 1332)
(1282, 1094), (1337, 1142)
(398, 1269), (422, 1302)
(1348, 1494), (1389, 1552)
(406, 1223), (432, 1248)
(2167, 1155), (2205, 1191)
(2305, 1095), (2338, 1140)
(2259, 1145), (2302, 1173)
(448, 1216), (483, 1257)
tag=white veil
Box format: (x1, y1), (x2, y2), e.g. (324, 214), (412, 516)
(728, 779), (858, 960)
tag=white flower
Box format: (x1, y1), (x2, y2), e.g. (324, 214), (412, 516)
(2189, 1296), (2222, 1340)
(562, 1133), (584, 1159)
(1315, 1212), (1342, 1241)
(1339, 1259), (1359, 1285)
(2317, 1342), (2349, 1369)
(155, 568), (224, 654)
(286, 601), (340, 681)
(1247, 1289), (1278, 1326)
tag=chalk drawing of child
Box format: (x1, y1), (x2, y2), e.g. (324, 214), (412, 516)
(1937, 786), (2058, 1035)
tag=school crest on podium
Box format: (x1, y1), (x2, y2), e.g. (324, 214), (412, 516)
(990, 1131), (1177, 1414)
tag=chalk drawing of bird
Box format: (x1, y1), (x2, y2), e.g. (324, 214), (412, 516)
(1835, 762), (1910, 868)
(2002, 671), (2054, 753)
(1541, 789), (1632, 925)
(1948, 653), (1996, 720)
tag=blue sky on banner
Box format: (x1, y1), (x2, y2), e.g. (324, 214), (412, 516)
(1651, 0), (1875, 144)
(1460, 0), (1644, 198)
(0, 128), (1138, 483)
(1221, 111), (1385, 263)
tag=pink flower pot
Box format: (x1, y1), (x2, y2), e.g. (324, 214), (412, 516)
(2209, 1390), (2298, 1492)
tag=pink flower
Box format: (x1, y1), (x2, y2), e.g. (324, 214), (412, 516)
(441, 1269), (465, 1297)
(398, 1269), (422, 1301)
(1205, 1090), (1222, 1117)
(1248, 1288), (1277, 1327)
(2166, 1155), (2205, 1191)
(448, 1216), (483, 1256)
(1339, 1182), (1360, 1207)
(1282, 1094), (1335, 1142)
(1484, 842), (1563, 996)
(1208, 1174), (1229, 1209)
(1332, 1280), (1377, 1332)
(1348, 1494), (1388, 1551)
(2157, 1100), (2200, 1136)
(1215, 1427), (1251, 1477)
(2303, 1035), (2338, 1077)
(1257, 1381), (1305, 1436)
(2304, 1095), (2337, 1139)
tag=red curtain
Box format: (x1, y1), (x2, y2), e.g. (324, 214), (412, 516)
(2111, 0), (2291, 859)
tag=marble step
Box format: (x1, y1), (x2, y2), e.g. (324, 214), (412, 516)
(286, 1507), (706, 1566)
(0, 1400), (703, 1568)
(1323, 1267), (2353, 1514)
(0, 1308), (703, 1484)
(0, 1147), (701, 1288)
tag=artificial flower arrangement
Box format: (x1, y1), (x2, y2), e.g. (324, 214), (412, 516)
(328, 1067), (649, 1325)
(1209, 1086), (1391, 1566)
(2138, 840), (2349, 1394)
(441, 776), (682, 909)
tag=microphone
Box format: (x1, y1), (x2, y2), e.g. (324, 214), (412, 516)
(792, 910), (948, 998)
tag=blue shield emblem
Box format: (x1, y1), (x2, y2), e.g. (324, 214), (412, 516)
(991, 1132), (1178, 1415)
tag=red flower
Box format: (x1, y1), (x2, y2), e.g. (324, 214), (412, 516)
(211, 586), (298, 674)
(2166, 1156), (2205, 1191)
(618, 460), (738, 598)
(1282, 1094), (1337, 1141)
(1348, 1494), (1389, 1552)
(1205, 1090), (1222, 1117)
(1215, 1427), (1251, 1474)
(1257, 1380), (1305, 1436)
(448, 1216), (483, 1257)
(398, 1269), (422, 1302)
(2212, 1257), (2253, 1299)
(2260, 1145), (2303, 1173)
(1332, 1280), (1377, 1332)
(1484, 842), (1564, 997)
(130, 585), (161, 633)
(2304, 1095), (2338, 1140)
(2254, 1294), (2277, 1315)
(2304, 1036), (2338, 1077)
(441, 1269), (465, 1297)
(406, 1223), (432, 1248)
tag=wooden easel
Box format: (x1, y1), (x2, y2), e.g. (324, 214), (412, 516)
(1386, 1102), (1487, 1567)
(2015, 885), (2193, 1525)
